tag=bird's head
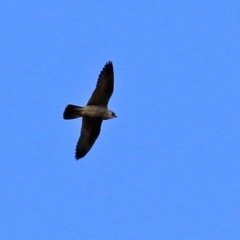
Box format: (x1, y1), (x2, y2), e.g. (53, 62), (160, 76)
(108, 110), (117, 119)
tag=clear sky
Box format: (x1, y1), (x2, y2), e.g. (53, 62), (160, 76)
(1, 1), (240, 239)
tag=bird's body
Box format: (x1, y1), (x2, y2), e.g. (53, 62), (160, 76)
(64, 105), (115, 120)
(63, 61), (116, 160)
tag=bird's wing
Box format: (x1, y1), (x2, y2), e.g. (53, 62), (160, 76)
(75, 117), (102, 159)
(87, 61), (114, 107)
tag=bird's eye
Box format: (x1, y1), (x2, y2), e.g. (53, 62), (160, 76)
(112, 112), (115, 116)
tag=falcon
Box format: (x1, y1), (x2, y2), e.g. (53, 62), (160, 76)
(63, 61), (116, 160)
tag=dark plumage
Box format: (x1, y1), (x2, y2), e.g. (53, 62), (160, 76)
(63, 61), (116, 160)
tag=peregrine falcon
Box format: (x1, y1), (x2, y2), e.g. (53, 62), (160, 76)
(63, 61), (116, 160)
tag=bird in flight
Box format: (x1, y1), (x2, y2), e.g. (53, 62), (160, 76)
(63, 61), (117, 160)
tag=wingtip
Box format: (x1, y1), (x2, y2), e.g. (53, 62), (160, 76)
(103, 61), (114, 73)
(75, 156), (80, 161)
(106, 61), (113, 66)
(75, 151), (84, 160)
(75, 147), (87, 160)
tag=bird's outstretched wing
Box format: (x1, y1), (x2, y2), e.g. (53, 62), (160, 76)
(75, 117), (102, 159)
(87, 61), (114, 107)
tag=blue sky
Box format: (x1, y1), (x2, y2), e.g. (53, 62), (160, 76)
(1, 1), (240, 239)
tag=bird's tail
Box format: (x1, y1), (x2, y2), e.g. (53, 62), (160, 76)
(63, 104), (84, 120)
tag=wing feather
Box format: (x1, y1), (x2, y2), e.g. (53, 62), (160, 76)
(75, 117), (102, 159)
(87, 61), (114, 106)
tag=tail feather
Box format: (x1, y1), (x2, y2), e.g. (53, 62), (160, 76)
(63, 104), (83, 120)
